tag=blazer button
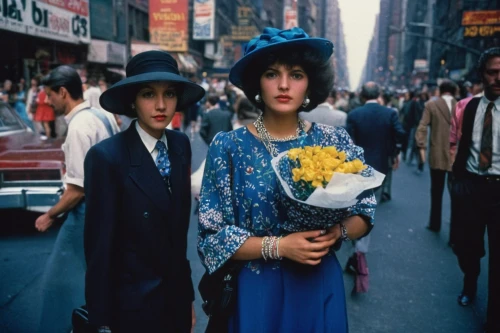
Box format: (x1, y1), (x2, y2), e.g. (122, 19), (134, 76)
(143, 212), (150, 219)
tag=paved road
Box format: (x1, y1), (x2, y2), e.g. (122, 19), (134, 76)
(0, 131), (489, 332)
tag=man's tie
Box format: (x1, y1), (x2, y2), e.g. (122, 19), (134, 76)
(479, 102), (495, 171)
(155, 140), (171, 178)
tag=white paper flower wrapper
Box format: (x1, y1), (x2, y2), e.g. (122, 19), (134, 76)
(271, 151), (385, 232)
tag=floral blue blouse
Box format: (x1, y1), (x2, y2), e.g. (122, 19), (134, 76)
(197, 123), (377, 274)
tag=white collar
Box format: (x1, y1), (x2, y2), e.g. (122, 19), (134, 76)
(481, 95), (500, 110)
(317, 102), (333, 109)
(135, 121), (168, 154)
(365, 99), (379, 104)
(64, 100), (91, 123)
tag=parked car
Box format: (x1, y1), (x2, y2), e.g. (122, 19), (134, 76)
(0, 102), (65, 213)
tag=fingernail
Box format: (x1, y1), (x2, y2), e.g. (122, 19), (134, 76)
(320, 230), (326, 235)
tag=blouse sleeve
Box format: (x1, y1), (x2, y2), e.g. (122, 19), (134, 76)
(197, 132), (252, 274)
(331, 126), (377, 230)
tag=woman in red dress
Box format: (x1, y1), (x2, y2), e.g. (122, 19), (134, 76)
(34, 88), (55, 139)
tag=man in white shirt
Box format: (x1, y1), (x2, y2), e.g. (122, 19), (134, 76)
(300, 89), (347, 127)
(451, 47), (500, 332)
(34, 65), (119, 332)
(415, 79), (457, 232)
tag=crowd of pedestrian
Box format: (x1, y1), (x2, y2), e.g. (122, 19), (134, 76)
(11, 26), (497, 333)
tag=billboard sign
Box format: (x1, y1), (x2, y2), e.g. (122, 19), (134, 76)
(463, 11), (500, 38)
(0, 0), (90, 44)
(193, 0), (215, 40)
(149, 0), (188, 52)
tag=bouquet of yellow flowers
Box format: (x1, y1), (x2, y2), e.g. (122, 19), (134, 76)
(271, 145), (384, 232)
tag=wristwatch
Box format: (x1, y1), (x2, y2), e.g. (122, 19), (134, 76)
(339, 223), (351, 241)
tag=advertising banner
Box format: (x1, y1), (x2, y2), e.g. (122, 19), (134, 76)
(193, 0), (215, 40)
(149, 0), (188, 52)
(0, 0), (90, 44)
(462, 11), (500, 26)
(462, 11), (500, 38)
(231, 6), (258, 42)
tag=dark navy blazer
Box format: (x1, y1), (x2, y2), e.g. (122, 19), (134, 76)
(346, 103), (406, 175)
(83, 122), (193, 332)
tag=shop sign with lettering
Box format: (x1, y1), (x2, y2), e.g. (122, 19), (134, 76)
(149, 0), (188, 52)
(0, 0), (90, 44)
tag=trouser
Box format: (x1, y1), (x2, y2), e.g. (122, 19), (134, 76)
(450, 174), (500, 331)
(428, 169), (451, 231)
(38, 202), (86, 333)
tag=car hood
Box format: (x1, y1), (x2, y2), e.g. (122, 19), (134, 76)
(0, 131), (65, 169)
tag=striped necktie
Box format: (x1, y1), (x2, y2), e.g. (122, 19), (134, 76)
(479, 102), (495, 171)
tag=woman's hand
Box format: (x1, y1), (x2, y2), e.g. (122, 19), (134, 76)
(280, 229), (338, 265)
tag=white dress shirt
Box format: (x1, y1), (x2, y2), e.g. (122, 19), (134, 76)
(441, 94), (454, 113)
(135, 121), (168, 162)
(62, 101), (120, 187)
(466, 96), (500, 175)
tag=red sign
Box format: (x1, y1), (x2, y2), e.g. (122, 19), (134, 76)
(38, 0), (89, 16)
(462, 11), (500, 26)
(149, 0), (188, 52)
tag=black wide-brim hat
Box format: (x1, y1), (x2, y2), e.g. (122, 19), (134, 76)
(229, 27), (334, 89)
(100, 50), (205, 115)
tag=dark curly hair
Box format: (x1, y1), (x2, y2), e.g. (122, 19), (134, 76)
(477, 47), (500, 76)
(240, 45), (334, 112)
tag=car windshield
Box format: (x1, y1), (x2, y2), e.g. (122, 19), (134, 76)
(0, 104), (24, 133)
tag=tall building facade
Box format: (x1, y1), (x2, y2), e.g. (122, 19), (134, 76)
(362, 0), (500, 89)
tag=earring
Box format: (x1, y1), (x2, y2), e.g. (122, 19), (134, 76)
(255, 93), (261, 103)
(302, 96), (310, 107)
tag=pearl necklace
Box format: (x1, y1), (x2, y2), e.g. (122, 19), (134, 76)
(253, 115), (306, 157)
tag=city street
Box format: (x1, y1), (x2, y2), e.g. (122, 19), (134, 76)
(0, 131), (489, 333)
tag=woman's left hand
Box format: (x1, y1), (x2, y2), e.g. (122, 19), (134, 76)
(191, 302), (196, 333)
(311, 224), (342, 244)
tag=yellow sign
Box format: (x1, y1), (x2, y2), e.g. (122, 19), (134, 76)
(464, 25), (500, 38)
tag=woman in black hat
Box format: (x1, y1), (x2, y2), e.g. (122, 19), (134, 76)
(83, 50), (204, 333)
(197, 27), (377, 332)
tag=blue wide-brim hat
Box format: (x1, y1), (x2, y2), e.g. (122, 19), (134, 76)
(229, 27), (334, 89)
(100, 50), (205, 115)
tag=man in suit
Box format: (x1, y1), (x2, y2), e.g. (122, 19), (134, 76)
(451, 47), (500, 333)
(347, 82), (406, 202)
(345, 82), (405, 285)
(415, 80), (458, 232)
(199, 94), (233, 146)
(300, 89), (347, 127)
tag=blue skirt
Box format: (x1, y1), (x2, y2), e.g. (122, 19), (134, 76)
(229, 253), (348, 333)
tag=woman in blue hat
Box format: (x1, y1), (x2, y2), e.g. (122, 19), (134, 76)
(83, 50), (204, 333)
(198, 27), (377, 332)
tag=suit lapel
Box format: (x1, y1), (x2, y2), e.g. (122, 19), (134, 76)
(436, 97), (451, 125)
(125, 122), (171, 217)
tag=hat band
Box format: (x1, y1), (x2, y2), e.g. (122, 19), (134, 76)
(126, 58), (180, 77)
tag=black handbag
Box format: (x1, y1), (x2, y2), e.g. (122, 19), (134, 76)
(72, 305), (96, 333)
(198, 261), (242, 332)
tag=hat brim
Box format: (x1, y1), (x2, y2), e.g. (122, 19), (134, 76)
(100, 72), (205, 115)
(229, 38), (334, 89)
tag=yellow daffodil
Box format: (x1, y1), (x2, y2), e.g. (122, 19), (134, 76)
(287, 146), (367, 188)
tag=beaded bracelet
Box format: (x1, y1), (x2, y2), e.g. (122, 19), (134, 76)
(261, 236), (283, 261)
(261, 236), (268, 261)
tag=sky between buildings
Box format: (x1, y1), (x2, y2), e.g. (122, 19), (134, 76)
(338, 0), (381, 90)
